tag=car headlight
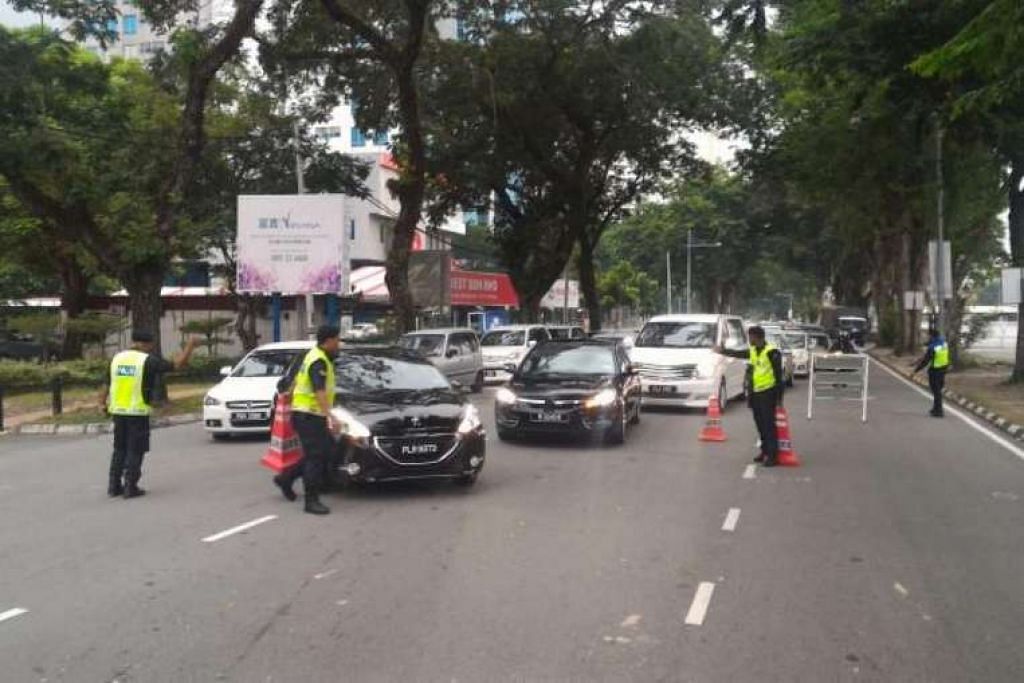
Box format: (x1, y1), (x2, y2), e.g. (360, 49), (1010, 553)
(457, 404), (482, 435)
(584, 388), (618, 409)
(330, 407), (372, 442)
(495, 387), (517, 405)
(204, 395), (222, 407)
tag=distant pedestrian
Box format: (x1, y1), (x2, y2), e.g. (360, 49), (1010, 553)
(717, 326), (786, 467)
(272, 325), (342, 515)
(912, 328), (950, 417)
(99, 331), (198, 498)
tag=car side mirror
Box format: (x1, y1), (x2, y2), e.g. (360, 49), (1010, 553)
(446, 348), (458, 358)
(528, 340), (537, 347)
(219, 366), (233, 377)
(450, 379), (467, 393)
(626, 365), (639, 376)
(504, 362), (518, 374)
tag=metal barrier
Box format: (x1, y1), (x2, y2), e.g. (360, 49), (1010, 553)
(807, 353), (869, 423)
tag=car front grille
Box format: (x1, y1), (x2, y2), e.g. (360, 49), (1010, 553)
(373, 434), (459, 465)
(226, 400), (273, 410)
(632, 363), (698, 381)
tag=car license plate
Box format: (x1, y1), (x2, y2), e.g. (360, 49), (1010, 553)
(532, 411), (565, 423)
(648, 385), (677, 395)
(233, 411), (266, 421)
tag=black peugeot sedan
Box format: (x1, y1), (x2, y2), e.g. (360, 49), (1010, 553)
(329, 347), (485, 486)
(494, 340), (642, 444)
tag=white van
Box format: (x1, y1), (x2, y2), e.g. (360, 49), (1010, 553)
(480, 324), (551, 383)
(629, 314), (748, 409)
(398, 328), (485, 391)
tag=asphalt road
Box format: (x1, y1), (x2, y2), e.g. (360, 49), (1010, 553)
(1, 359), (1023, 682)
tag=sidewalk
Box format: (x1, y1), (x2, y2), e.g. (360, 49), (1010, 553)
(869, 347), (1024, 440)
(5, 385), (209, 429)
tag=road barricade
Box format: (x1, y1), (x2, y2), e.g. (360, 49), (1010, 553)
(806, 353), (869, 423)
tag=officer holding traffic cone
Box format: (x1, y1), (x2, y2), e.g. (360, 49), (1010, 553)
(717, 325), (785, 467)
(911, 328), (950, 417)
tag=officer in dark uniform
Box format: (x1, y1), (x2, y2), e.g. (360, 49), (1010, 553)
(717, 325), (786, 467)
(912, 328), (951, 417)
(273, 325), (342, 515)
(99, 331), (198, 498)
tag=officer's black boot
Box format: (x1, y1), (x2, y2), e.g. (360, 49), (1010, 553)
(273, 474), (298, 502)
(304, 493), (330, 515)
(108, 478), (124, 498)
(123, 481), (146, 498)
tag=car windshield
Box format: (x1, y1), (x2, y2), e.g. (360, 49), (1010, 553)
(336, 354), (450, 393)
(231, 350), (304, 378)
(766, 334), (789, 350)
(635, 322), (716, 349)
(839, 317), (868, 331)
(809, 334), (831, 350)
(518, 344), (616, 377)
(481, 330), (525, 347)
(398, 334), (445, 357)
(548, 328), (575, 340)
(782, 333), (807, 349)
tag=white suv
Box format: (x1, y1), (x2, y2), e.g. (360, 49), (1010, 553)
(480, 325), (551, 383)
(629, 314), (748, 409)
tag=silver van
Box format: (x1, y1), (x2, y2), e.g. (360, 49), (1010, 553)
(398, 328), (485, 392)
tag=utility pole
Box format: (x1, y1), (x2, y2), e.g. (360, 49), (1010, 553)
(934, 116), (945, 335)
(666, 251), (672, 314)
(685, 230), (722, 314)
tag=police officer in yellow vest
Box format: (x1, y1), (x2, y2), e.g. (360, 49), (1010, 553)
(99, 330), (198, 498)
(272, 325), (342, 515)
(912, 328), (951, 417)
(717, 325), (786, 467)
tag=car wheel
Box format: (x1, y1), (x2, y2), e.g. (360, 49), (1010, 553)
(717, 380), (728, 411)
(497, 426), (516, 442)
(455, 472), (479, 487)
(786, 373), (794, 388)
(471, 371), (485, 393)
(628, 398), (641, 425)
(605, 407), (626, 445)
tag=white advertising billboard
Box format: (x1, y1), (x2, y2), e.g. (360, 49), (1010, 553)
(541, 278), (580, 309)
(237, 195), (346, 294)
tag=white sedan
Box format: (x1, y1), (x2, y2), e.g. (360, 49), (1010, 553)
(203, 341), (313, 440)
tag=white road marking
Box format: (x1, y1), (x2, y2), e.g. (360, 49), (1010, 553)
(314, 569), (339, 580)
(871, 358), (1024, 462)
(894, 582), (909, 598)
(0, 608), (28, 624)
(722, 507), (741, 532)
(684, 582), (716, 626)
(201, 515), (277, 543)
(743, 464), (756, 480)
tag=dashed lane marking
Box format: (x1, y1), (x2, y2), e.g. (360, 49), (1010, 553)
(685, 582), (716, 626)
(870, 358), (1024, 462)
(743, 464), (756, 480)
(894, 582), (909, 598)
(202, 515), (277, 543)
(0, 608), (28, 624)
(722, 507), (741, 532)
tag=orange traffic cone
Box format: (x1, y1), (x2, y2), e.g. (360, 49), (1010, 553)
(698, 396), (728, 442)
(260, 394), (303, 472)
(774, 406), (801, 467)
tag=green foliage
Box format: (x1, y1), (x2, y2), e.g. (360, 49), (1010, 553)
(7, 313), (60, 343)
(180, 316), (235, 356)
(0, 354), (238, 391)
(598, 262), (659, 316)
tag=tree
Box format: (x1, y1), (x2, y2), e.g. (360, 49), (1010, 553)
(180, 316), (235, 357)
(597, 261), (658, 327)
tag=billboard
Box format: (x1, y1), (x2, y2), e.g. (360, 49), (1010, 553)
(237, 195), (346, 294)
(541, 278), (580, 309)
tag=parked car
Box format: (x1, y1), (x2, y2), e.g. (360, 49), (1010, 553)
(480, 324), (551, 383)
(765, 330), (796, 387)
(494, 339), (641, 444)
(778, 330), (810, 377)
(398, 328), (484, 392)
(203, 341), (313, 439)
(546, 325), (587, 340)
(0, 331), (60, 362)
(329, 347), (485, 487)
(344, 323), (380, 340)
(629, 314), (748, 409)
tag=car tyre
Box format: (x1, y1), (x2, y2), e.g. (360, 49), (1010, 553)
(471, 371), (485, 393)
(455, 472), (479, 487)
(628, 398), (641, 425)
(605, 407), (627, 445)
(786, 373), (794, 388)
(717, 380), (728, 411)
(497, 426), (516, 442)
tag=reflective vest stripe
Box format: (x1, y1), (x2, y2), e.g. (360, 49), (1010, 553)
(109, 350), (151, 416)
(291, 347), (336, 415)
(749, 344), (778, 393)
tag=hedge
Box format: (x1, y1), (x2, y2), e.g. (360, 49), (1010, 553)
(0, 355), (240, 393)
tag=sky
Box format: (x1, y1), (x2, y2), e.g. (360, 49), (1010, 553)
(0, 2), (47, 28)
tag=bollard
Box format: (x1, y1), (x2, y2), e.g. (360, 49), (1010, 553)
(0, 386), (5, 432)
(51, 376), (63, 417)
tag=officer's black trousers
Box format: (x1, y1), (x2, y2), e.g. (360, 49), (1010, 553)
(282, 411), (331, 497)
(928, 368), (946, 415)
(110, 415), (151, 487)
(750, 390), (779, 460)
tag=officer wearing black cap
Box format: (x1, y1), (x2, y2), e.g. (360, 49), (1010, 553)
(717, 325), (785, 467)
(99, 330), (198, 498)
(273, 325), (342, 515)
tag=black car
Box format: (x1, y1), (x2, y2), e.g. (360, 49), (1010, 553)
(494, 340), (642, 444)
(329, 347), (485, 487)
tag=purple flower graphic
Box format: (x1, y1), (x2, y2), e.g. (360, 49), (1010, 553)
(300, 264), (342, 292)
(237, 261), (276, 291)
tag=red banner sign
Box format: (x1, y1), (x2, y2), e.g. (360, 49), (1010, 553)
(449, 269), (519, 307)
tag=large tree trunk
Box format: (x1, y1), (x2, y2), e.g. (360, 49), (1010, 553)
(577, 236), (601, 332)
(234, 293), (263, 352)
(1009, 154), (1024, 382)
(125, 267), (166, 352)
(58, 256), (90, 359)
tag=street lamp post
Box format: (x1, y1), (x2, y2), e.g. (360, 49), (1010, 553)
(776, 292), (794, 321)
(685, 228), (722, 313)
